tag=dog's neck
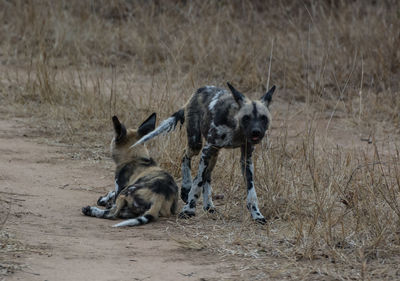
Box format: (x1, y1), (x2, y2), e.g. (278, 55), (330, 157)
(114, 157), (157, 192)
(116, 156), (156, 170)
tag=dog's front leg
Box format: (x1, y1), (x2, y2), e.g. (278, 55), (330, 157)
(180, 144), (218, 218)
(241, 144), (266, 224)
(97, 190), (116, 207)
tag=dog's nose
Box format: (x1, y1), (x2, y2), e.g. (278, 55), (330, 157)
(251, 129), (262, 138)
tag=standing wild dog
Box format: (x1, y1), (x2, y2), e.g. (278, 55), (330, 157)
(82, 114), (179, 227)
(132, 83), (276, 224)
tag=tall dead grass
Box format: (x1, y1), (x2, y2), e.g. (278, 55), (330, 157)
(1, 0), (400, 279)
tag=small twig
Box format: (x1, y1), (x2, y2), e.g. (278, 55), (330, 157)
(178, 272), (195, 277)
(359, 55), (364, 123)
(345, 161), (387, 190)
(266, 38), (274, 90)
(360, 138), (372, 144)
(0, 201), (11, 231)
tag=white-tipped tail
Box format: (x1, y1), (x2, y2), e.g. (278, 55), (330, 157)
(112, 214), (151, 227)
(130, 116), (177, 148)
(113, 219), (141, 227)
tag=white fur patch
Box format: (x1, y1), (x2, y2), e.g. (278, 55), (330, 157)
(90, 207), (107, 218)
(208, 90), (224, 111)
(114, 180), (119, 193)
(208, 122), (234, 146)
(99, 191), (115, 205)
(181, 146), (211, 213)
(113, 216), (148, 227)
(202, 181), (214, 209)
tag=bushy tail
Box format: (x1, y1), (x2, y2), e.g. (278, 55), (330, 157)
(112, 196), (165, 227)
(131, 109), (185, 148)
(112, 214), (154, 227)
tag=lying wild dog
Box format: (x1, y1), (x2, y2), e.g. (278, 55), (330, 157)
(132, 83), (276, 224)
(82, 114), (178, 227)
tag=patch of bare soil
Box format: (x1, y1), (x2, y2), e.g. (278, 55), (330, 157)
(0, 116), (230, 281)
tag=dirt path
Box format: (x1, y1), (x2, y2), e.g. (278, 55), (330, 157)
(0, 117), (228, 281)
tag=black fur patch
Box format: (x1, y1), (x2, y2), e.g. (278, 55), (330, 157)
(115, 158), (157, 195)
(139, 157), (157, 167)
(181, 188), (190, 203)
(115, 162), (135, 195)
(112, 116), (127, 143)
(245, 167), (254, 190)
(82, 206), (91, 216)
(171, 109), (185, 128)
(138, 113), (156, 137)
(188, 132), (202, 152)
(241, 145), (255, 190)
(196, 87), (207, 94)
(131, 194), (152, 212)
(213, 102), (237, 128)
(252, 102), (258, 117)
(189, 200), (196, 208)
(144, 214), (154, 222)
(133, 172), (178, 199)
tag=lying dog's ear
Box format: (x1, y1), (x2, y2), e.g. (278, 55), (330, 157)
(112, 116), (127, 142)
(138, 113), (157, 137)
(260, 85), (276, 107)
(227, 82), (245, 107)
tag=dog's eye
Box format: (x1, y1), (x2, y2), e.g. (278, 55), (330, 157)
(242, 115), (250, 123)
(260, 115), (268, 124)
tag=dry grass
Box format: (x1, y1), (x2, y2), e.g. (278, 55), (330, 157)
(1, 0), (400, 279)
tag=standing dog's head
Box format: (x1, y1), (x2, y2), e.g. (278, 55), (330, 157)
(227, 82), (276, 145)
(110, 114), (156, 164)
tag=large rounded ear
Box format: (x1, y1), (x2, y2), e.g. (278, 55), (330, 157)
(112, 116), (127, 142)
(138, 113), (157, 137)
(260, 85), (276, 107)
(227, 82), (245, 107)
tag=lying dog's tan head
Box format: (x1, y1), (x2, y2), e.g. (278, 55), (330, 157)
(110, 114), (156, 165)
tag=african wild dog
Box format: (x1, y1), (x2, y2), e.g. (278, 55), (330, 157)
(82, 114), (179, 227)
(132, 83), (276, 224)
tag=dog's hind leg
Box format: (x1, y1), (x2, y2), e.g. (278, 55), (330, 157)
(113, 195), (163, 227)
(180, 143), (219, 218)
(82, 206), (110, 218)
(202, 149), (219, 213)
(241, 144), (266, 224)
(181, 147), (200, 203)
(82, 195), (126, 219)
(181, 120), (203, 203)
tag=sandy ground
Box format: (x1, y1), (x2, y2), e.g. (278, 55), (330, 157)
(1, 102), (399, 281)
(0, 116), (229, 281)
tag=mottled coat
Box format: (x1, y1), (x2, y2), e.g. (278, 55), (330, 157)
(133, 83), (276, 224)
(82, 114), (178, 227)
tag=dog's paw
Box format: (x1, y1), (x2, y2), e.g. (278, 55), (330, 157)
(82, 206), (92, 216)
(254, 217), (267, 225)
(204, 205), (217, 214)
(97, 196), (107, 206)
(178, 211), (195, 219)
